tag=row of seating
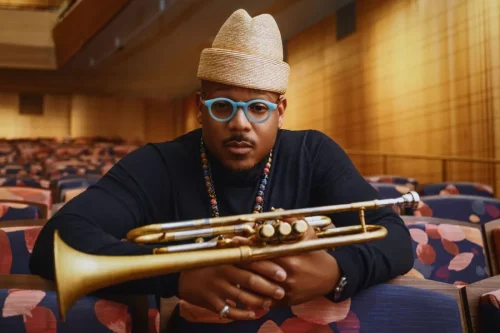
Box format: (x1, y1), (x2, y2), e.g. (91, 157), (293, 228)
(1, 143), (499, 331)
(1, 216), (500, 332)
(367, 174), (496, 198)
(0, 137), (141, 222)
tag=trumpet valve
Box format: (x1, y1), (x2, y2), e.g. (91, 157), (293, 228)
(276, 222), (292, 237)
(257, 224), (275, 240)
(292, 220), (309, 235)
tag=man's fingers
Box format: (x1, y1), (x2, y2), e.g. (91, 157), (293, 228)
(211, 295), (256, 321)
(230, 236), (254, 246)
(220, 282), (272, 310)
(238, 260), (287, 282)
(226, 267), (285, 300)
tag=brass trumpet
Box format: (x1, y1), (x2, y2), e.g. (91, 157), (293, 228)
(54, 191), (419, 321)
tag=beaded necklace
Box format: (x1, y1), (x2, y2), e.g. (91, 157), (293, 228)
(200, 138), (272, 217)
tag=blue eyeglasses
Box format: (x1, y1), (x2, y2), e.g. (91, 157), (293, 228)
(201, 97), (280, 123)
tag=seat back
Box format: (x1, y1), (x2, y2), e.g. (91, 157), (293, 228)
(413, 195), (500, 224)
(482, 219), (500, 276)
(403, 216), (488, 285)
(365, 175), (418, 190)
(0, 220), (47, 275)
(166, 278), (465, 333)
(0, 203), (40, 221)
(422, 182), (494, 198)
(370, 183), (412, 199)
(0, 187), (52, 218)
(462, 275), (500, 333)
(0, 219), (156, 333)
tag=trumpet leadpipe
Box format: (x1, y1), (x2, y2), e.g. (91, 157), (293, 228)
(125, 192), (419, 242)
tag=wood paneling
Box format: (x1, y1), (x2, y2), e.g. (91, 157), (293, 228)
(52, 0), (130, 68)
(70, 95), (146, 142)
(144, 92), (199, 143)
(285, 0), (500, 191)
(0, 93), (70, 138)
(0, 92), (157, 142)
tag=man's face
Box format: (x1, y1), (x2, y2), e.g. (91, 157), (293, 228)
(196, 81), (287, 171)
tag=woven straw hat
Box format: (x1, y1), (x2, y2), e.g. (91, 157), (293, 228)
(197, 9), (290, 94)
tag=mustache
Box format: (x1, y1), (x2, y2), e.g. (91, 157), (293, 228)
(222, 134), (255, 146)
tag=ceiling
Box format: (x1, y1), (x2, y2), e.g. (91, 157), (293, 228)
(0, 0), (338, 99)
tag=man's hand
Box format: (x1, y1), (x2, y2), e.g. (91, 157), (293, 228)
(240, 218), (341, 307)
(178, 262), (287, 320)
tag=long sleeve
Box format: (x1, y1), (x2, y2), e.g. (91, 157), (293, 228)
(29, 144), (180, 298)
(308, 131), (414, 300)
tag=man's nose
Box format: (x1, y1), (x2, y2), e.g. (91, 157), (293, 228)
(227, 106), (251, 130)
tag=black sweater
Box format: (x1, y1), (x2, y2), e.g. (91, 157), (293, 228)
(30, 128), (413, 301)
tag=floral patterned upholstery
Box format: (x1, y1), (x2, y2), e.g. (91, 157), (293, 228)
(0, 225), (159, 332)
(167, 284), (463, 333)
(413, 195), (500, 224)
(0, 226), (41, 274)
(479, 289), (500, 333)
(403, 217), (488, 285)
(0, 289), (159, 333)
(365, 175), (418, 190)
(422, 182), (494, 198)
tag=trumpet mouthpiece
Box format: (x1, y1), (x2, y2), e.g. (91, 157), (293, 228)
(402, 191), (420, 209)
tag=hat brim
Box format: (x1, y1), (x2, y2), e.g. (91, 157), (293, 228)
(197, 48), (290, 95)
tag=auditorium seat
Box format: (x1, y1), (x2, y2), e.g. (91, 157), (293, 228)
(0, 219), (158, 333)
(483, 219), (500, 276)
(0, 187), (51, 219)
(402, 216), (488, 285)
(462, 275), (500, 333)
(54, 175), (99, 202)
(413, 195), (500, 224)
(0, 176), (49, 189)
(479, 289), (500, 332)
(0, 203), (40, 221)
(422, 182), (494, 198)
(165, 277), (465, 333)
(365, 175), (418, 190)
(370, 183), (412, 199)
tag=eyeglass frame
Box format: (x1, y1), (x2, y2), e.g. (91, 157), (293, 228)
(200, 95), (283, 124)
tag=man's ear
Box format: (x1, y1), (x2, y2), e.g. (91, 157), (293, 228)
(277, 96), (287, 129)
(196, 92), (203, 124)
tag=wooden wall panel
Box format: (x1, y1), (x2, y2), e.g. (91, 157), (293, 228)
(0, 93), (70, 138)
(285, 0), (500, 190)
(0, 91), (197, 144)
(144, 99), (176, 143)
(70, 95), (146, 142)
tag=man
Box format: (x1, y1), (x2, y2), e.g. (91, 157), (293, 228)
(30, 8), (413, 331)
